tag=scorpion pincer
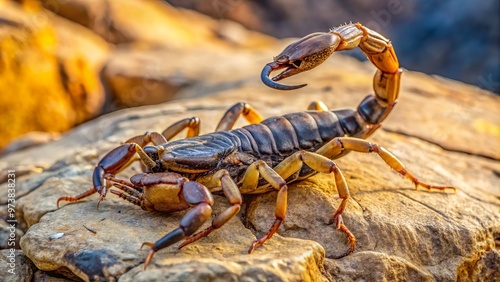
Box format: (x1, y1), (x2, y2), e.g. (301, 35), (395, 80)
(57, 23), (456, 269)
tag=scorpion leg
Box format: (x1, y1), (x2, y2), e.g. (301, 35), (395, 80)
(141, 181), (214, 269)
(126, 118), (200, 173)
(271, 151), (356, 258)
(125, 132), (168, 147)
(179, 169), (243, 249)
(216, 102), (263, 131)
(317, 137), (457, 192)
(57, 144), (156, 208)
(161, 117), (200, 140)
(126, 117), (201, 146)
(237, 161), (289, 253)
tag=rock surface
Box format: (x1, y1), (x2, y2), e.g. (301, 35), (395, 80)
(0, 0), (275, 150)
(0, 49), (498, 281)
(39, 0), (275, 49)
(0, 249), (36, 282)
(0, 1), (109, 150)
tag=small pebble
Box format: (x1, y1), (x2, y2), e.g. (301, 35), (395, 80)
(49, 232), (65, 240)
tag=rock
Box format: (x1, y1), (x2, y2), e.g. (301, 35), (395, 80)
(0, 132), (60, 156)
(39, 0), (276, 48)
(119, 239), (325, 282)
(0, 0), (277, 134)
(33, 270), (75, 282)
(0, 249), (36, 282)
(0, 2), (109, 149)
(37, 0), (276, 111)
(0, 219), (23, 249)
(102, 46), (276, 109)
(1, 29), (499, 281)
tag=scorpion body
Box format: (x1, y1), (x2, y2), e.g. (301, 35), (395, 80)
(57, 23), (455, 269)
(162, 108), (371, 193)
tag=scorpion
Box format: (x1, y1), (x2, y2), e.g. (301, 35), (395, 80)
(57, 23), (455, 269)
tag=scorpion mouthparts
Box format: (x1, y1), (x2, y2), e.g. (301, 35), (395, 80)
(261, 63), (307, 90)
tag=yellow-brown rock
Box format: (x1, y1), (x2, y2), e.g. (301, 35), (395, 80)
(37, 0), (276, 109)
(0, 0), (277, 150)
(0, 2), (109, 149)
(38, 0), (275, 49)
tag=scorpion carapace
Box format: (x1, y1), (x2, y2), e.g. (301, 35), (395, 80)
(57, 23), (455, 269)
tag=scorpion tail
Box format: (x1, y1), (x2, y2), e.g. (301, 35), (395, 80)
(261, 23), (404, 139)
(356, 68), (403, 137)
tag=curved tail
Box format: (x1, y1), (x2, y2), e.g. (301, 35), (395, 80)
(261, 23), (403, 138)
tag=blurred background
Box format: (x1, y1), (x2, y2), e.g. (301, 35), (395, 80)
(168, 0), (499, 92)
(0, 0), (498, 154)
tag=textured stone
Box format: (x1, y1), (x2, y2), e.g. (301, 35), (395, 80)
(0, 249), (36, 282)
(32, 270), (75, 282)
(0, 132), (60, 156)
(0, 2), (109, 149)
(0, 0), (279, 150)
(27, 0), (276, 112)
(0, 219), (23, 249)
(102, 46), (276, 110)
(40, 0), (275, 48)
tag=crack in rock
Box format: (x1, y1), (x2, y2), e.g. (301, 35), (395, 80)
(382, 128), (499, 161)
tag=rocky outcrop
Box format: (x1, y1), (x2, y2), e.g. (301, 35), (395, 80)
(38, 0), (275, 49)
(0, 45), (498, 280)
(0, 0), (275, 150)
(0, 1), (109, 149)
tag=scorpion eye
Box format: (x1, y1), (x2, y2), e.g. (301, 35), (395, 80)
(292, 60), (302, 68)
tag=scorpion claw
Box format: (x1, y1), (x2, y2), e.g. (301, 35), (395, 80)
(262, 32), (341, 91)
(261, 63), (307, 90)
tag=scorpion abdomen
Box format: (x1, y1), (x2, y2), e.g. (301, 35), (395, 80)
(332, 109), (364, 138)
(235, 110), (362, 161)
